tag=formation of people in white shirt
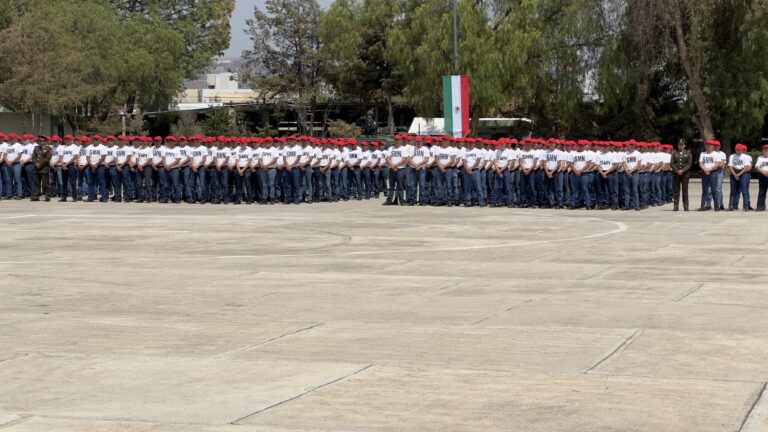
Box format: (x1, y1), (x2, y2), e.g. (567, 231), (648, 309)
(1, 132), (766, 211)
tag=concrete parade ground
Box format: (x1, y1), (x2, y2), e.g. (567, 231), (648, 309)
(1, 180), (767, 432)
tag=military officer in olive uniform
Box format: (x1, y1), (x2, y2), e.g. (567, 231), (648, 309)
(31, 139), (52, 201)
(670, 138), (693, 211)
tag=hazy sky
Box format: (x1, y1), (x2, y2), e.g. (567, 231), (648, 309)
(225, 0), (334, 57)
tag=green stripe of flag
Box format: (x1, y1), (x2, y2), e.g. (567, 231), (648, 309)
(442, 76), (453, 136)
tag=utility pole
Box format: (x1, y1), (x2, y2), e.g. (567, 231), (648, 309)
(452, 0), (459, 75)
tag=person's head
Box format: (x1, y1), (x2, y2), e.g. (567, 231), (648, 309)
(705, 139), (719, 152)
(677, 139), (686, 151)
(165, 136), (177, 148)
(763, 144), (768, 157)
(735, 143), (747, 155)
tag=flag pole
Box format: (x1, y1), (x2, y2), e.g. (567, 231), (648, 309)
(452, 0), (459, 75)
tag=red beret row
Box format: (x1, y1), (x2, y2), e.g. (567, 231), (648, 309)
(393, 135), (677, 149)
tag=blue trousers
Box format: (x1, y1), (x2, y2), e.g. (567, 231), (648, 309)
(121, 168), (135, 200)
(545, 172), (564, 207)
(757, 174), (768, 211)
(387, 168), (406, 204)
(409, 168), (428, 204)
(462, 169), (485, 206)
(61, 165), (78, 200)
(729, 173), (751, 209)
(286, 167), (301, 203)
(87, 166), (107, 200)
(622, 172), (640, 209)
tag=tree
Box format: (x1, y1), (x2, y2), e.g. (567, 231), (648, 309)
(320, 0), (402, 132)
(386, 0), (607, 136)
(109, 0), (235, 78)
(242, 0), (325, 136)
(616, 0), (768, 147)
(201, 108), (236, 136)
(0, 0), (193, 133)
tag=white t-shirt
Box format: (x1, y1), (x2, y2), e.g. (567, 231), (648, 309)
(284, 144), (303, 166)
(596, 151), (615, 172)
(699, 151), (722, 171)
(360, 150), (372, 168)
(135, 147), (151, 166)
(19, 143), (37, 163)
(260, 146), (278, 167)
(275, 147), (286, 168)
(544, 149), (561, 171)
(388, 145), (408, 169)
(163, 147), (181, 167)
(5, 143), (21, 163)
(62, 144), (80, 165)
(729, 153), (753, 171)
(519, 150), (537, 170)
(213, 146), (228, 168)
(623, 150), (643, 172)
(116, 146), (133, 165)
(0, 142), (7, 161)
(204, 146), (215, 167)
(379, 148), (390, 166)
(755, 156), (768, 171)
(235, 147), (252, 168)
(411, 146), (431, 167)
(103, 145), (117, 165)
(50, 145), (63, 165)
(191, 145), (208, 167)
(437, 146), (456, 168)
(151, 146), (165, 165)
(495, 148), (513, 169)
(77, 145), (88, 166)
(87, 144), (106, 165)
(461, 147), (481, 169)
(298, 145), (313, 165)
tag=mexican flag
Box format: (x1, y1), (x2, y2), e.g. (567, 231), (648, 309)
(442, 75), (470, 138)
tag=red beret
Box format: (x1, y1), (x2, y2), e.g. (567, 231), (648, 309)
(705, 139), (721, 146)
(178, 135), (187, 142)
(735, 143), (747, 151)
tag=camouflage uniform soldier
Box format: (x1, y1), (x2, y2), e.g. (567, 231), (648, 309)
(32, 140), (52, 201)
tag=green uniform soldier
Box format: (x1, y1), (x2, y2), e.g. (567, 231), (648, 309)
(670, 138), (693, 211)
(32, 139), (53, 201)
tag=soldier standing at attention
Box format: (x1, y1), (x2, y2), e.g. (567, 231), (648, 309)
(727, 143), (753, 211)
(670, 139), (692, 211)
(755, 144), (768, 211)
(31, 137), (52, 201)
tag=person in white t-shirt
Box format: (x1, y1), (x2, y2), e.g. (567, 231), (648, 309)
(2, 134), (23, 198)
(113, 136), (132, 202)
(459, 139), (485, 207)
(186, 135), (207, 204)
(541, 141), (564, 208)
(433, 137), (456, 206)
(594, 143), (619, 210)
(384, 137), (409, 205)
(359, 141), (373, 199)
(161, 136), (182, 203)
(0, 133), (8, 199)
(83, 137), (106, 201)
(210, 136), (229, 204)
(727, 143), (753, 211)
(755, 144), (768, 211)
(283, 137), (304, 204)
(491, 140), (513, 207)
(58, 135), (80, 201)
(18, 134), (38, 198)
(517, 139), (538, 207)
(48, 136), (62, 198)
(231, 138), (252, 204)
(621, 141), (643, 210)
(698, 139), (724, 211)
(408, 137), (432, 205)
(257, 139), (279, 204)
(316, 140), (333, 201)
(133, 137), (151, 202)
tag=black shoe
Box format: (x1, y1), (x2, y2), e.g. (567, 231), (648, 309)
(59, 198), (67, 202)
(44, 196), (50, 202)
(86, 198), (95, 202)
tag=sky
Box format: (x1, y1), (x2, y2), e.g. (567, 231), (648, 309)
(225, 0), (334, 57)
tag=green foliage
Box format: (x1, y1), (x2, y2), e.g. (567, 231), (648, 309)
(0, 0), (211, 133)
(201, 108), (236, 136)
(242, 0), (325, 135)
(109, 0), (235, 78)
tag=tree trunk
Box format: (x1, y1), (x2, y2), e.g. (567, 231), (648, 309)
(672, 1), (715, 140)
(387, 96), (394, 135)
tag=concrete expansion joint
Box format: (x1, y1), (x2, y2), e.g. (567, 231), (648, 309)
(583, 328), (644, 374)
(737, 381), (767, 432)
(230, 363), (374, 425)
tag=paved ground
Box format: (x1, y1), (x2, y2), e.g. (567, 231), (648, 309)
(1, 181), (767, 432)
